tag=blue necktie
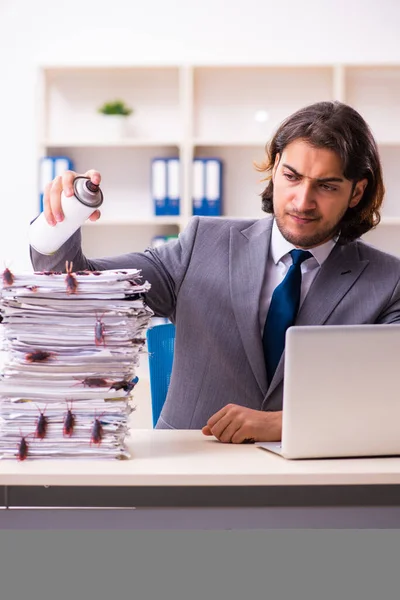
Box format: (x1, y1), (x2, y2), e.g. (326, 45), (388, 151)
(263, 249), (312, 383)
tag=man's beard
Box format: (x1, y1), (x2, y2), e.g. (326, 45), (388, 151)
(275, 211), (344, 248)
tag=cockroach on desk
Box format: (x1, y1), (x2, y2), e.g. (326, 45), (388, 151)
(2, 266), (14, 287)
(65, 261), (78, 294)
(76, 376), (111, 388)
(109, 377), (138, 394)
(35, 405), (48, 440)
(25, 350), (55, 363)
(94, 313), (106, 346)
(63, 401), (76, 437)
(17, 431), (34, 461)
(39, 270), (62, 275)
(90, 412), (106, 446)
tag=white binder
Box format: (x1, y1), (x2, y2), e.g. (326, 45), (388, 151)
(152, 159), (168, 216)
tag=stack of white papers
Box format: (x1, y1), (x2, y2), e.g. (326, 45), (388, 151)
(0, 267), (153, 460)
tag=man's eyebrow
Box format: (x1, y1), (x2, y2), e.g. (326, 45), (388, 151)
(282, 163), (344, 183)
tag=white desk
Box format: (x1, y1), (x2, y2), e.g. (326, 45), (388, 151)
(1, 430), (400, 529)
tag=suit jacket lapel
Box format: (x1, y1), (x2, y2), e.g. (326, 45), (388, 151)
(264, 241), (370, 401)
(229, 218), (273, 397)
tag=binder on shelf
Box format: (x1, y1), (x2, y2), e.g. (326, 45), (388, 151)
(192, 158), (222, 216)
(151, 158), (168, 216)
(166, 158), (180, 216)
(205, 158), (222, 216)
(192, 159), (206, 216)
(152, 157), (180, 217)
(39, 156), (74, 212)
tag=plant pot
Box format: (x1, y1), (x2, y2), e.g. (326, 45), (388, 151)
(100, 114), (129, 140)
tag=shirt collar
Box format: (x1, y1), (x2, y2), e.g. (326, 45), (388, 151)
(271, 219), (337, 267)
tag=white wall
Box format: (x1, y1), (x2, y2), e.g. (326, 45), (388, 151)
(1, 0), (400, 270)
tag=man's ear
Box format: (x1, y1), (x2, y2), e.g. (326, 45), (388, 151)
(349, 178), (368, 208)
(272, 153), (281, 182)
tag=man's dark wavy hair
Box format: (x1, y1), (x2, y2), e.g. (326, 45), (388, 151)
(256, 101), (385, 243)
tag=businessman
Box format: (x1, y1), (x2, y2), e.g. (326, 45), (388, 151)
(30, 101), (400, 443)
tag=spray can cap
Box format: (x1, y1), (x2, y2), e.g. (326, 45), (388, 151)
(73, 176), (103, 208)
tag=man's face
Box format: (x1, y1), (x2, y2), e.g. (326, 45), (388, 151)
(272, 139), (367, 249)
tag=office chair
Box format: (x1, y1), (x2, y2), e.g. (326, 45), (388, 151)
(146, 323), (176, 427)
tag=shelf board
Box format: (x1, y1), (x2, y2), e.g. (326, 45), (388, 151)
(193, 139), (266, 147)
(83, 217), (183, 227)
(377, 141), (400, 147)
(379, 217), (400, 225)
(43, 139), (182, 149)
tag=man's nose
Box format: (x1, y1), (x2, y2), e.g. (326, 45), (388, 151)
(292, 182), (316, 211)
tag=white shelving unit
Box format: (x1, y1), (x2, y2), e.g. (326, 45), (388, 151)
(37, 63), (400, 257)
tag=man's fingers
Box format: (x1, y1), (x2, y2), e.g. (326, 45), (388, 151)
(44, 170), (101, 227)
(49, 176), (64, 223)
(202, 425), (212, 436)
(218, 421), (242, 443)
(61, 170), (78, 197)
(43, 181), (56, 226)
(207, 412), (235, 442)
(83, 169), (101, 185)
(88, 209), (101, 222)
(205, 405), (229, 430)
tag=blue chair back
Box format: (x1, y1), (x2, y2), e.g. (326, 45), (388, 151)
(146, 323), (176, 427)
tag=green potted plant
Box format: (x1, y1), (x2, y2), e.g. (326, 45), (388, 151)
(97, 99), (134, 139)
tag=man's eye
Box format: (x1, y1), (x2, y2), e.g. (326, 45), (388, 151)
(320, 183), (337, 192)
(283, 172), (298, 181)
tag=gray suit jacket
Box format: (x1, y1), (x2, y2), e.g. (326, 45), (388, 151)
(31, 216), (400, 429)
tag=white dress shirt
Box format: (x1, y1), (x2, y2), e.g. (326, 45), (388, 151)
(259, 220), (337, 333)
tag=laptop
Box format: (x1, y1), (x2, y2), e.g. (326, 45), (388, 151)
(257, 324), (400, 459)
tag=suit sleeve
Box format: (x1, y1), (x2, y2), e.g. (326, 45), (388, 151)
(30, 217), (202, 319)
(376, 277), (400, 324)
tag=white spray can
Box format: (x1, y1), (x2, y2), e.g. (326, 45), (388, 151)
(29, 176), (103, 255)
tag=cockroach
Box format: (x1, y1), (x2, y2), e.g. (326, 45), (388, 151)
(39, 270), (61, 275)
(17, 435), (29, 461)
(94, 313), (106, 346)
(35, 405), (48, 440)
(109, 376), (139, 394)
(77, 376), (111, 388)
(17, 431), (34, 461)
(25, 350), (54, 363)
(90, 412), (105, 446)
(65, 261), (78, 294)
(2, 266), (14, 287)
(63, 401), (75, 437)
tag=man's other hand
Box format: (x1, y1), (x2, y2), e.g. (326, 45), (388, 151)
(202, 404), (282, 444)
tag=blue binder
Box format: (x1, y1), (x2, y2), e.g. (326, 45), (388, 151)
(205, 158), (223, 216)
(166, 158), (180, 216)
(192, 158), (206, 216)
(151, 158), (168, 216)
(39, 156), (74, 212)
(192, 158), (222, 216)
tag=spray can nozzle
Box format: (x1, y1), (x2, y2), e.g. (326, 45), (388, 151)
(85, 180), (100, 193)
